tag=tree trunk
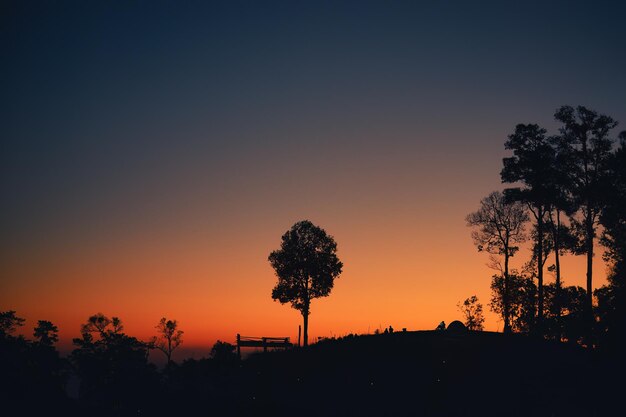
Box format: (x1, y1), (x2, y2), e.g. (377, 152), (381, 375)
(302, 308), (309, 347)
(302, 300), (311, 347)
(504, 250), (511, 334)
(585, 206), (594, 344)
(537, 205), (544, 332)
(582, 135), (593, 345)
(553, 210), (562, 339)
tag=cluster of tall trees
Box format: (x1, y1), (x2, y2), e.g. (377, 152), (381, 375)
(467, 105), (626, 348)
(0, 310), (238, 415)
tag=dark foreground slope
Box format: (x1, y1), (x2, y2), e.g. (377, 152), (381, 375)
(5, 330), (623, 416)
(220, 331), (622, 417)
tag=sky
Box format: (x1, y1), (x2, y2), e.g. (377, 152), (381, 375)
(2, 0), (626, 359)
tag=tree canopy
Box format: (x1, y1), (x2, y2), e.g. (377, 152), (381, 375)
(0, 310), (25, 337)
(33, 320), (59, 346)
(151, 317), (184, 365)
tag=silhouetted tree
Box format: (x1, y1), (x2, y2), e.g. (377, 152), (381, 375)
(79, 312), (124, 337)
(595, 284), (621, 350)
(269, 220), (343, 347)
(210, 340), (238, 364)
(559, 285), (588, 343)
(501, 123), (557, 332)
(0, 311), (30, 409)
(457, 295), (485, 331)
(544, 283), (587, 344)
(554, 105), (618, 341)
(466, 191), (528, 333)
(0, 314), (70, 414)
(490, 273), (537, 333)
(0, 310), (25, 337)
(71, 313), (157, 413)
(33, 320), (59, 346)
(150, 317), (183, 365)
(597, 130), (626, 350)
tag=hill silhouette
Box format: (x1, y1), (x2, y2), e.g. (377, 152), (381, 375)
(2, 317), (624, 416)
(222, 330), (619, 417)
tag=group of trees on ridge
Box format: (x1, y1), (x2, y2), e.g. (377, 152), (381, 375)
(0, 310), (239, 414)
(466, 105), (626, 348)
(263, 105), (626, 349)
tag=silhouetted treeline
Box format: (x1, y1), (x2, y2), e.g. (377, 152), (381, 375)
(0, 311), (241, 415)
(3, 308), (626, 416)
(468, 105), (626, 350)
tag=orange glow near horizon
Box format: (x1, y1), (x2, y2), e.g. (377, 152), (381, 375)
(2, 0), (623, 367)
(2, 194), (609, 359)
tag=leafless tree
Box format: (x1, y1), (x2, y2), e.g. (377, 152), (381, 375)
(467, 191), (528, 333)
(150, 317), (183, 365)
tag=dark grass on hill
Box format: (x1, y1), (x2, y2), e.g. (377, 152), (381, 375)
(222, 330), (623, 417)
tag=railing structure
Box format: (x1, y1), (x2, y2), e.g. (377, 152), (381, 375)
(236, 334), (293, 358)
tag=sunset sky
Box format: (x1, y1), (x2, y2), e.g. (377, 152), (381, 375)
(2, 1), (626, 359)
